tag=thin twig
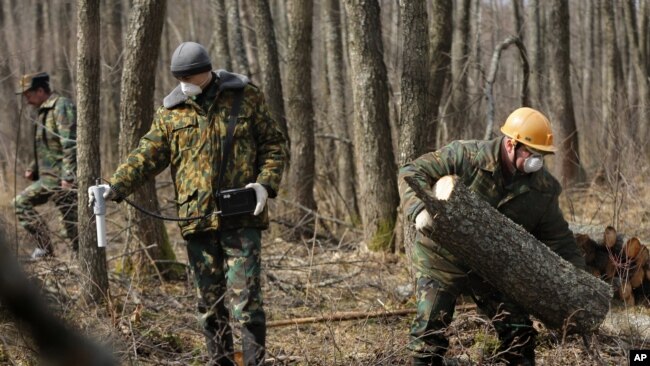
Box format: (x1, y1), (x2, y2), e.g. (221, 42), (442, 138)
(108, 244), (157, 262)
(277, 198), (361, 232)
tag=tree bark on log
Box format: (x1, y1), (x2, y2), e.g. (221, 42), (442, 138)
(404, 175), (611, 333)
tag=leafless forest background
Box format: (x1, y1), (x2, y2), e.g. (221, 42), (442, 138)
(0, 0), (649, 365)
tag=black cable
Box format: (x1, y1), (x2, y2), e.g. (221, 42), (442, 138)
(121, 196), (215, 222)
(98, 178), (215, 222)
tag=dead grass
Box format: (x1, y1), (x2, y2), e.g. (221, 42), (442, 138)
(0, 174), (649, 365)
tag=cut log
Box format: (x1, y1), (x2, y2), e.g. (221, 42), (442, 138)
(576, 228), (650, 305)
(404, 175), (612, 333)
(623, 238), (648, 290)
(575, 233), (611, 278)
(604, 226), (618, 248)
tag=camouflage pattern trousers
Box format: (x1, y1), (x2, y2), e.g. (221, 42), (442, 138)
(409, 235), (536, 364)
(12, 177), (78, 254)
(186, 228), (265, 366)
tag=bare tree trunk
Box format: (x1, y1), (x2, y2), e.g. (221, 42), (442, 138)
(42, 2), (55, 74)
(324, 0), (357, 222)
(512, 0), (524, 37)
(484, 36), (530, 140)
(0, 0), (17, 189)
(286, 0), (316, 213)
(426, 0), (453, 148)
(548, 0), (584, 186)
(595, 0), (624, 184)
(101, 0), (123, 173)
(448, 0), (471, 140)
(249, 0), (287, 137)
(158, 16), (174, 98)
(120, 0), (176, 275)
(641, 0), (649, 75)
(622, 0), (650, 150)
(382, 0), (401, 160)
(405, 175), (611, 333)
(526, 0), (543, 107)
(344, 0), (399, 251)
(616, 1), (630, 90)
(6, 0), (32, 161)
(240, 0), (259, 80)
(55, 1), (74, 95)
(210, 0), (231, 70)
(582, 1), (595, 128)
(226, 0), (250, 75)
(398, 0), (429, 170)
(468, 0), (482, 119)
(187, 1), (196, 41)
(34, 2), (44, 70)
(3, 0), (19, 73)
(398, 0), (429, 253)
(270, 0), (289, 81)
(76, 0), (109, 303)
(313, 1), (339, 221)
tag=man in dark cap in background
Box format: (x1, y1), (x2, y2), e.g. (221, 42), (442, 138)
(13, 72), (78, 259)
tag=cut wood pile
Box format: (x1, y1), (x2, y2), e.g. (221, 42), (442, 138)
(575, 226), (650, 306)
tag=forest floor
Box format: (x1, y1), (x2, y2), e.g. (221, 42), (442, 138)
(1, 178), (649, 365)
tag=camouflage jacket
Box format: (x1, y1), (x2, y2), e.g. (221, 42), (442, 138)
(32, 93), (77, 182)
(110, 71), (287, 237)
(399, 137), (585, 268)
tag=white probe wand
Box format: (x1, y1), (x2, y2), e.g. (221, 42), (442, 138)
(88, 184), (111, 248)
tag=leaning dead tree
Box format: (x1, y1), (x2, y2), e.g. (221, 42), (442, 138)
(0, 224), (115, 365)
(405, 175), (611, 333)
(484, 35), (530, 140)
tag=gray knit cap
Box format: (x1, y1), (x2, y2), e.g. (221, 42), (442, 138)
(170, 42), (212, 77)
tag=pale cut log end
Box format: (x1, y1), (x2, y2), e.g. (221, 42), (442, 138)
(604, 226), (617, 248)
(434, 175), (455, 200)
(624, 237), (642, 259)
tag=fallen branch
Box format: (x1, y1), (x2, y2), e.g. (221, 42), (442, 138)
(296, 270), (363, 291)
(272, 218), (340, 244)
(267, 304), (476, 328)
(265, 355), (305, 363)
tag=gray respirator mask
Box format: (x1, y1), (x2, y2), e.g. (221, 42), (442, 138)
(523, 154), (544, 173)
(514, 143), (544, 173)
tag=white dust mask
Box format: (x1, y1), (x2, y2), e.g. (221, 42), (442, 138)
(180, 82), (202, 97)
(523, 155), (544, 173)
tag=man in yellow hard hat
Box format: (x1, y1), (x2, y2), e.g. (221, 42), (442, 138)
(399, 107), (585, 366)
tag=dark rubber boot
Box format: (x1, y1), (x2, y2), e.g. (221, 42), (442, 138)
(412, 355), (444, 366)
(241, 323), (266, 366)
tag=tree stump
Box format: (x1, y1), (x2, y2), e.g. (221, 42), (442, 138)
(405, 175), (612, 333)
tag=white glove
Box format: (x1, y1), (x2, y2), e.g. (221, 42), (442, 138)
(415, 209), (433, 232)
(245, 183), (268, 216)
(103, 186), (116, 201)
(88, 185), (115, 208)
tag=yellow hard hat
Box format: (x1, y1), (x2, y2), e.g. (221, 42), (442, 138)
(500, 107), (556, 153)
